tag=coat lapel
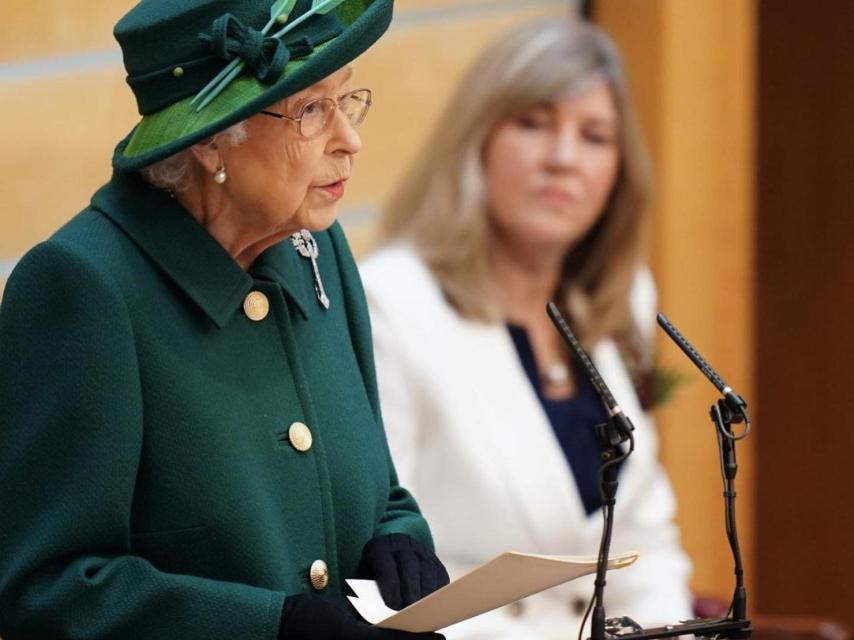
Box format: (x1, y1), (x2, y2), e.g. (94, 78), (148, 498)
(452, 318), (653, 552)
(454, 319), (592, 553)
(91, 171), (314, 326)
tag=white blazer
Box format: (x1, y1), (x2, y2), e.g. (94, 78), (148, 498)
(360, 245), (693, 640)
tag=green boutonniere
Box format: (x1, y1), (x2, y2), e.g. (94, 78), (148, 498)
(622, 353), (688, 411)
(647, 365), (688, 410)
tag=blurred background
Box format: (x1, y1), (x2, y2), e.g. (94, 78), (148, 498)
(1, 0), (852, 633)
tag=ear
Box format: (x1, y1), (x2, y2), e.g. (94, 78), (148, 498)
(189, 137), (222, 175)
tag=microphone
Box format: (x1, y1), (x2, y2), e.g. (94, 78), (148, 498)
(546, 302), (634, 445)
(656, 312), (748, 420)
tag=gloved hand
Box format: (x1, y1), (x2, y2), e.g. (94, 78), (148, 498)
(357, 533), (450, 610)
(278, 592), (445, 639)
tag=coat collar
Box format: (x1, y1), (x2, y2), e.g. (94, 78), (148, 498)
(91, 171), (311, 327)
(250, 239), (312, 320)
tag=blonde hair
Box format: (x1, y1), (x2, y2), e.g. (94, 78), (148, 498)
(377, 18), (652, 356)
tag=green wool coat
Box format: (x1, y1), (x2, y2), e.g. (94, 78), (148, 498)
(0, 171), (432, 639)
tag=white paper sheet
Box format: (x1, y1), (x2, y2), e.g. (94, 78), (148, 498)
(347, 550), (638, 633)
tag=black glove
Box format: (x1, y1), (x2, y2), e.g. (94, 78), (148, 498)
(357, 533), (450, 610)
(278, 592), (444, 639)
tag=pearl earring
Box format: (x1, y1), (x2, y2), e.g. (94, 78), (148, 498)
(214, 167), (227, 184)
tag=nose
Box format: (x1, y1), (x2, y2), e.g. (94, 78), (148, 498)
(548, 126), (579, 169)
(328, 108), (362, 156)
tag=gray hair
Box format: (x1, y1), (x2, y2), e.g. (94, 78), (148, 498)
(140, 122), (249, 192)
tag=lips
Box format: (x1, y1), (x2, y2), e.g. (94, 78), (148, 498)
(535, 185), (581, 204)
(315, 178), (348, 200)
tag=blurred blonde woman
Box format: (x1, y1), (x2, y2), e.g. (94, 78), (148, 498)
(360, 18), (693, 639)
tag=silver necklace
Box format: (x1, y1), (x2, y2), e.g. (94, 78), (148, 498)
(291, 230), (330, 310)
(542, 361), (570, 386)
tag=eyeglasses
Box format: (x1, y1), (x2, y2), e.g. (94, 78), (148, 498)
(259, 88), (372, 139)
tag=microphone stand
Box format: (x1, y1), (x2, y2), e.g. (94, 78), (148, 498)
(607, 396), (751, 640)
(547, 304), (752, 640)
(613, 416), (750, 638)
(658, 311), (750, 627)
(546, 303), (634, 640)
(590, 428), (633, 640)
(711, 399), (747, 622)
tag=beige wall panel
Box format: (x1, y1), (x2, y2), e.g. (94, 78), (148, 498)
(0, 70), (137, 258)
(597, 0), (756, 603)
(341, 223), (381, 260)
(591, 1), (663, 184)
(4, 1), (135, 62)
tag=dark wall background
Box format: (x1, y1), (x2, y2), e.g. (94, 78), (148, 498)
(757, 0), (854, 627)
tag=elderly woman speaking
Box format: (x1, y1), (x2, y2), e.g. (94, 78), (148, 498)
(0, 1), (448, 638)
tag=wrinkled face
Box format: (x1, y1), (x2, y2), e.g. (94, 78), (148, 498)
(483, 78), (620, 256)
(221, 66), (361, 235)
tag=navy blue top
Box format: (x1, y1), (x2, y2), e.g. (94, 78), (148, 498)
(507, 324), (610, 515)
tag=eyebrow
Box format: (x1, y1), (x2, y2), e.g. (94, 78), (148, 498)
(282, 66), (355, 111)
(585, 116), (617, 128)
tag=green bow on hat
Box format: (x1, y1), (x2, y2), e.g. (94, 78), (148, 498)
(112, 0), (392, 172)
(196, 13), (294, 86)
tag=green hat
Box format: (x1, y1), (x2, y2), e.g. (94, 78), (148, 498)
(112, 0), (392, 172)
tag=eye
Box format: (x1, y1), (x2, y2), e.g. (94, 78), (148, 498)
(302, 101), (321, 117)
(584, 128), (616, 145)
(515, 108), (553, 130)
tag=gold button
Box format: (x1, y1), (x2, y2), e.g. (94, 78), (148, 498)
(243, 291), (269, 321)
(506, 601), (524, 618)
(172, 66), (184, 78)
(310, 559), (329, 591)
(288, 422), (313, 452)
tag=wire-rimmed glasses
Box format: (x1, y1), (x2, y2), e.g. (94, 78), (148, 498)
(259, 88), (372, 139)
